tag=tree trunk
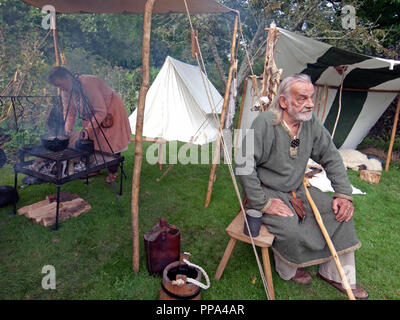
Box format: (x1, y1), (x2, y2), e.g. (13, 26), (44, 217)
(236, 16), (267, 88)
(207, 34), (227, 87)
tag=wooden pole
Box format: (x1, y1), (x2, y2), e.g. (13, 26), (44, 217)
(260, 24), (280, 112)
(52, 13), (60, 67)
(303, 179), (356, 300)
(321, 84), (329, 122)
(233, 77), (248, 155)
(131, 0), (156, 274)
(314, 83), (400, 94)
(204, 13), (238, 208)
(385, 95), (400, 171)
(53, 28), (60, 66)
(52, 15), (61, 98)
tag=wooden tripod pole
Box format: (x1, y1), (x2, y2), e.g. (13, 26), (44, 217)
(302, 178), (356, 300)
(204, 13), (238, 207)
(385, 95), (400, 171)
(53, 27), (60, 66)
(131, 0), (156, 273)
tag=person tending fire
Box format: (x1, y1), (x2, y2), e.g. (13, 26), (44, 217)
(236, 73), (369, 299)
(48, 66), (131, 183)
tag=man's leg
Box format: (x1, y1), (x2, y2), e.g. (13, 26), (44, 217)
(317, 251), (368, 299)
(273, 252), (312, 284)
(318, 251), (356, 289)
(273, 251), (297, 280)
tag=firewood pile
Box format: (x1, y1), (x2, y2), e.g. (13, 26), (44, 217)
(17, 191), (91, 227)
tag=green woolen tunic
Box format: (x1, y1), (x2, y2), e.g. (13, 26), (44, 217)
(236, 111), (361, 267)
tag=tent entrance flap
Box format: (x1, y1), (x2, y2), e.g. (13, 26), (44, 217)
(239, 27), (400, 151)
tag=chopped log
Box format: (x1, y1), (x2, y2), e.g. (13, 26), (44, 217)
(40, 198), (91, 227)
(17, 199), (50, 216)
(26, 202), (59, 220)
(360, 170), (381, 184)
(17, 195), (91, 226)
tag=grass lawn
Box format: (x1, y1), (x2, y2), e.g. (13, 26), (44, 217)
(1, 141), (400, 300)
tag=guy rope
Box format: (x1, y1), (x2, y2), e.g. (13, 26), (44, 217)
(183, 1), (273, 300)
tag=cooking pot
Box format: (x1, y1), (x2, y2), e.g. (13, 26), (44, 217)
(75, 139), (94, 153)
(0, 150), (19, 210)
(41, 134), (69, 152)
(0, 148), (6, 168)
(0, 185), (19, 208)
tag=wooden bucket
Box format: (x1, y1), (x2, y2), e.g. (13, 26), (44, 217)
(159, 254), (203, 300)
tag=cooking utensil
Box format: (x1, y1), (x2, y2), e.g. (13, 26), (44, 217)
(0, 148), (6, 168)
(41, 134), (70, 152)
(75, 139), (94, 153)
(0, 185), (19, 208)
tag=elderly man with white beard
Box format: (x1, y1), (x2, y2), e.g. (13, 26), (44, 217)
(236, 74), (368, 299)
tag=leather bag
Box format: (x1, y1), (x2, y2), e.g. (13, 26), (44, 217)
(144, 218), (180, 276)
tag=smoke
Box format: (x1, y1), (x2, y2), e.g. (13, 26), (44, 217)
(46, 105), (66, 137)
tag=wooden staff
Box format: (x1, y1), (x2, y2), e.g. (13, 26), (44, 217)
(385, 95), (400, 171)
(204, 13), (238, 208)
(302, 178), (356, 300)
(131, 0), (156, 273)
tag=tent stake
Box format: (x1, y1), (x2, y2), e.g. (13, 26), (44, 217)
(131, 0), (156, 274)
(385, 95), (400, 171)
(204, 13), (238, 207)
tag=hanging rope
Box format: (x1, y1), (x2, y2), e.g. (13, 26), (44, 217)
(183, 0), (272, 300)
(321, 84), (329, 122)
(331, 67), (347, 139)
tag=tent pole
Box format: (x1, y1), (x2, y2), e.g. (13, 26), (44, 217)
(131, 0), (156, 274)
(233, 77), (248, 155)
(204, 13), (238, 208)
(53, 28), (60, 66)
(385, 95), (400, 171)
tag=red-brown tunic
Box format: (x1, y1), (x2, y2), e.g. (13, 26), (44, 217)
(61, 75), (131, 154)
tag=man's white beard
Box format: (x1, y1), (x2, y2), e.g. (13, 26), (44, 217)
(287, 102), (313, 122)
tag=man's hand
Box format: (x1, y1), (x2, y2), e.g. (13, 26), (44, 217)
(264, 198), (294, 217)
(332, 198), (354, 222)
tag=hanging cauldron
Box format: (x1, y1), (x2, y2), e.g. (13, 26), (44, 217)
(159, 253), (204, 300)
(41, 134), (70, 152)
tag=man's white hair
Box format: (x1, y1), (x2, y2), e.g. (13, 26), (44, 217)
(270, 73), (312, 124)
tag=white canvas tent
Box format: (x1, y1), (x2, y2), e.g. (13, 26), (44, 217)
(129, 56), (223, 145)
(238, 28), (400, 150)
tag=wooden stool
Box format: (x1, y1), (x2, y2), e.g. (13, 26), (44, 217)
(214, 212), (276, 300)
